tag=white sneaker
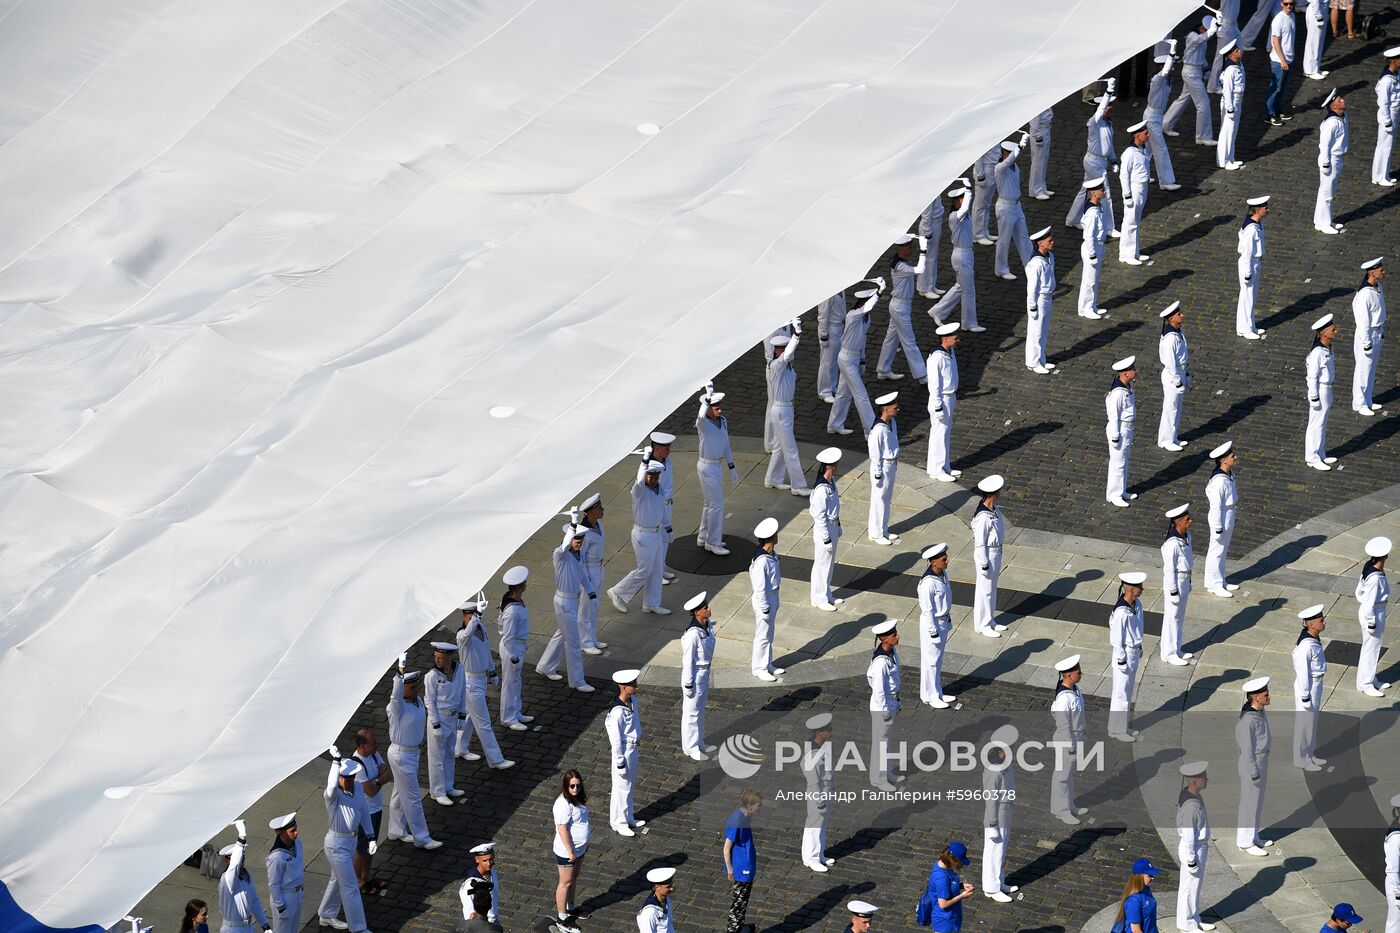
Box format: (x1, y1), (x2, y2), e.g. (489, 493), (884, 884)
(1032, 365), (1053, 374)
(1121, 256), (1144, 266)
(805, 861), (830, 873)
(1307, 460), (1333, 471)
(870, 536), (893, 545)
(686, 748), (710, 761)
(1377, 178), (1399, 187)
(1242, 331), (1263, 340)
(574, 684), (595, 694)
(1209, 587), (1234, 599)
(993, 623), (1008, 631)
(538, 670), (564, 681)
(608, 588), (628, 613)
(433, 795), (454, 806)
(320, 919), (350, 930)
(582, 646), (603, 656)
(458, 751), (483, 761)
(614, 824), (636, 837)
(791, 487), (813, 497)
(999, 272), (1017, 280)
(980, 629), (1003, 638)
(932, 471), (957, 482)
(1056, 812), (1082, 825)
(1241, 845), (1269, 856)
(1362, 686), (1386, 697)
(764, 482), (791, 490)
(417, 839), (444, 850)
(447, 788), (466, 798)
(930, 698), (950, 709)
(875, 371), (905, 381)
(989, 892), (1013, 903)
(1355, 407), (1375, 417)
(1165, 655), (1191, 666)
(1109, 496), (1131, 508)
(814, 602), (839, 612)
(1161, 183), (1182, 191)
(1161, 442), (1185, 451)
(754, 671), (779, 682)
(642, 605), (672, 615)
(1315, 224), (1341, 235)
(975, 237), (995, 246)
(1165, 129), (1181, 137)
(1225, 583), (1240, 591)
(507, 721), (529, 731)
(827, 426), (854, 435)
(821, 394), (837, 403)
(492, 759), (517, 770)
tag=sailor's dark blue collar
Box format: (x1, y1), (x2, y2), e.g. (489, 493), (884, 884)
(1297, 626), (1320, 645)
(1241, 215), (1260, 229)
(1388, 823), (1400, 836)
(270, 835), (296, 854)
(815, 473), (836, 488)
(1178, 787), (1200, 807)
(872, 643), (896, 660)
(1240, 701), (1263, 718)
(1055, 680), (1078, 695)
(687, 615), (712, 634)
(1358, 280), (1380, 293)
(1362, 558), (1385, 579)
(644, 894), (669, 913)
(500, 593), (522, 611)
(613, 694), (632, 710)
(1312, 334), (1330, 352)
(1115, 595), (1135, 612)
(1167, 524), (1190, 541)
(1108, 375), (1133, 392)
(466, 865), (489, 882)
(1162, 320), (1182, 336)
(1211, 465), (1232, 479)
(974, 501), (995, 516)
(922, 566), (946, 581)
(932, 345), (953, 355)
(752, 545), (777, 564)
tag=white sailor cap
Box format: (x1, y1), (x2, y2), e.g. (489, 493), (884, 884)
(947, 186), (970, 199)
(854, 287), (879, 299)
(1179, 761), (1209, 778)
(1242, 676), (1270, 693)
(219, 843), (239, 857)
(460, 597), (481, 612)
(402, 670), (423, 683)
(1387, 46), (1400, 57)
(894, 233), (919, 245)
(1362, 256), (1384, 271)
(1054, 654), (1082, 673)
(816, 447), (842, 465)
(339, 758), (363, 777)
(683, 591), (708, 612)
(503, 565), (529, 586)
(847, 901), (880, 918)
(806, 712), (833, 731)
(1001, 140), (1019, 152)
(1126, 120), (1148, 133)
(1298, 604), (1326, 621)
(612, 668), (641, 685)
(269, 812), (297, 831)
(646, 867), (677, 884)
(1165, 503), (1190, 519)
(705, 391), (726, 405)
(977, 474), (1005, 494)
(650, 432), (676, 445)
(567, 523), (588, 538)
(1392, 793), (1400, 808)
(1158, 301), (1182, 318)
(1247, 195), (1271, 207)
(1365, 536), (1393, 558)
(1203, 14), (1216, 29)
(1221, 38), (1239, 54)
(771, 334), (791, 347)
(1322, 88), (1338, 108)
(430, 641), (457, 652)
(754, 516), (779, 539)
(872, 618), (898, 636)
(1154, 54), (1173, 64)
(581, 492), (603, 511)
(990, 724), (1019, 745)
(922, 543), (949, 560)
(874, 391), (899, 405)
(1030, 226), (1053, 242)
(1120, 571), (1148, 586)
(1312, 313), (1335, 331)
(1112, 355), (1137, 372)
(935, 322), (961, 337)
(470, 842), (497, 855)
(1083, 176), (1106, 190)
(645, 460), (665, 474)
(1209, 440), (1233, 459)
(955, 176), (970, 188)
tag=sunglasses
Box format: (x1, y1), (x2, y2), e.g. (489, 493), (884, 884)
(568, 782), (582, 788)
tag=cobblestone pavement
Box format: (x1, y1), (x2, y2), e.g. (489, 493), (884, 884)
(656, 20), (1399, 556)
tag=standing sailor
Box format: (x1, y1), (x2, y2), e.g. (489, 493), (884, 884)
(867, 392), (901, 544)
(1236, 676), (1275, 855)
(1375, 49), (1400, 184)
(1176, 763), (1214, 933)
(696, 388), (738, 554)
(1050, 655), (1089, 825)
(384, 660), (441, 850)
(1306, 313), (1340, 470)
(266, 814), (304, 933)
(425, 640), (467, 804)
(1165, 16), (1219, 145)
(461, 843), (500, 925)
(1385, 794), (1400, 933)
(1025, 227), (1058, 373)
(982, 724), (1020, 902)
(876, 234), (929, 383)
(680, 592), (717, 760)
(993, 134), (1033, 279)
(1146, 52), (1182, 190)
(1066, 81), (1119, 233)
(1159, 302), (1190, 450)
(578, 494), (608, 652)
(972, 475), (1008, 638)
(219, 820), (271, 933)
(607, 460), (669, 615)
(1106, 356), (1139, 508)
(1315, 90), (1349, 233)
(929, 186), (982, 331)
(867, 619), (903, 791)
(637, 868), (676, 933)
(1301, 0), (1328, 79)
(1205, 441), (1241, 597)
(801, 714), (837, 872)
(1161, 504), (1195, 666)
(971, 143), (1001, 245)
(1108, 572), (1148, 742)
(1078, 178), (1109, 320)
(1237, 196), (1270, 339)
(817, 291), (848, 402)
(606, 669), (646, 836)
(918, 543), (956, 709)
(809, 447), (845, 611)
(750, 516), (785, 682)
(459, 602), (517, 769)
(319, 753), (374, 933)
(540, 522), (593, 690)
(1356, 536), (1392, 697)
(1118, 122), (1152, 264)
(764, 327), (811, 495)
(1218, 41), (1246, 170)
(497, 566), (534, 730)
(1352, 257), (1387, 416)
(827, 282), (883, 435)
(1029, 109), (1055, 198)
(927, 323), (962, 481)
(1293, 605), (1328, 770)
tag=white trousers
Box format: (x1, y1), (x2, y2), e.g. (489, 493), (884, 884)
(974, 555), (1002, 634)
(1303, 13), (1326, 73)
(681, 671), (711, 754)
(499, 638), (525, 725)
(271, 891), (304, 933)
(1205, 520), (1234, 590)
(972, 171), (995, 240)
(1217, 107), (1240, 167)
(752, 604), (777, 674)
(610, 749), (638, 829)
(878, 298), (927, 378)
(386, 745), (431, 844)
(1145, 112), (1177, 186)
(1305, 385), (1332, 464)
(427, 713), (459, 795)
(1029, 132), (1052, 196)
(1106, 427), (1134, 501)
(1236, 760), (1268, 847)
(811, 539), (837, 606)
(920, 619), (948, 703)
(580, 566), (603, 649)
(1241, 0), (1279, 47)
(1119, 186), (1147, 260)
(1026, 300), (1051, 368)
(765, 402), (804, 487)
(869, 462), (896, 539)
(1387, 879), (1400, 933)
(994, 200), (1031, 276)
(829, 351), (875, 434)
(318, 833), (367, 932)
(927, 397), (955, 475)
(1354, 341), (1380, 410)
(1376, 121), (1396, 183)
(1109, 650), (1140, 736)
(1050, 740), (1079, 815)
(929, 248), (978, 328)
(1314, 159), (1342, 228)
(917, 225), (942, 294)
(1237, 264), (1260, 335)
(802, 814), (830, 865)
(1161, 591), (1188, 659)
(1293, 703), (1320, 766)
(817, 323), (843, 397)
(1164, 67), (1213, 142)
(1177, 851), (1206, 930)
(1160, 371), (1185, 446)
(870, 711), (898, 785)
(982, 825), (1009, 894)
(1066, 155), (1116, 230)
(539, 596), (587, 688)
(1359, 618), (1386, 689)
(613, 528), (665, 609)
(456, 672), (505, 764)
(1078, 250), (1103, 316)
(697, 461), (726, 546)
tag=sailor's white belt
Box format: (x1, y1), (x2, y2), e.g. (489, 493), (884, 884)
(1182, 63), (1203, 71)
(881, 455), (897, 460)
(996, 197), (1021, 206)
(327, 830), (357, 839)
(390, 742), (417, 752)
(698, 456), (725, 464)
(772, 400), (794, 407)
(440, 708), (460, 716)
(984, 544), (1003, 549)
(555, 590), (581, 601)
(221, 922), (256, 932)
(697, 662), (712, 669)
(634, 524), (662, 533)
(466, 670), (491, 676)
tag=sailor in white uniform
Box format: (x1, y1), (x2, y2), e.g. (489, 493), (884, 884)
(695, 388), (738, 554)
(809, 447), (845, 611)
(867, 392), (901, 544)
(1218, 41), (1246, 170)
(1050, 655), (1089, 824)
(1108, 571), (1147, 741)
(1385, 794), (1400, 933)
(828, 282), (883, 435)
(577, 495), (609, 652)
(750, 516), (785, 682)
(846, 901), (880, 933)
(1301, 0), (1329, 79)
(266, 813), (304, 933)
(219, 820), (270, 933)
(1237, 196), (1270, 339)
(679, 591), (717, 760)
(982, 724), (1020, 902)
(817, 291), (848, 402)
(993, 134), (1033, 279)
(606, 669), (646, 836)
(1356, 536), (1392, 697)
(971, 143), (1001, 244)
(1305, 313), (1340, 470)
(1204, 441), (1241, 597)
(867, 618), (903, 790)
(876, 234), (929, 382)
(1146, 53), (1182, 190)
(918, 543), (955, 708)
(497, 566), (534, 730)
(1029, 109), (1055, 198)
(1161, 504), (1195, 666)
(1352, 257), (1387, 415)
(1236, 676), (1274, 855)
(1078, 177), (1109, 320)
(801, 714), (837, 872)
(928, 186), (982, 331)
(1375, 49), (1400, 185)
(384, 664), (441, 850)
(1176, 762), (1215, 933)
(637, 867), (676, 933)
(319, 755), (375, 933)
(926, 324), (962, 481)
(1315, 90), (1349, 233)
(608, 461), (670, 614)
(764, 330), (810, 495)
(1066, 82), (1119, 233)
(1106, 356), (1139, 508)
(1024, 227), (1058, 373)
(540, 523), (594, 690)
(460, 842), (500, 925)
(1292, 605), (1328, 770)
(1165, 16), (1219, 144)
(425, 640), (468, 803)
(918, 196), (946, 298)
(458, 605), (516, 769)
(1118, 122), (1152, 264)
(972, 475), (1008, 638)
(1158, 302), (1191, 449)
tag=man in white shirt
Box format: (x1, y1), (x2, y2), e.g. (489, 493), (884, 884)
(1265, 1), (1298, 124)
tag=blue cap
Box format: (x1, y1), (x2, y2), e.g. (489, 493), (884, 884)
(948, 841), (970, 865)
(1131, 857), (1160, 876)
(1333, 904), (1363, 924)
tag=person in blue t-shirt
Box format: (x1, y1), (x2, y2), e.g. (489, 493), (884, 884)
(922, 841), (975, 931)
(1319, 901), (1366, 933)
(1114, 857), (1162, 933)
(723, 790), (763, 933)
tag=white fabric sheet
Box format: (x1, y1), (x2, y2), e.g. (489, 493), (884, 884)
(0, 0), (1193, 925)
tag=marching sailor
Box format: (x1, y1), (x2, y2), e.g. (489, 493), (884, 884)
(1118, 121), (1152, 264)
(679, 591), (718, 760)
(318, 754), (374, 932)
(1078, 177), (1109, 320)
(219, 819), (271, 933)
(1066, 82), (1119, 233)
(538, 522), (593, 692)
(827, 282), (883, 435)
(928, 185), (982, 331)
(918, 543), (955, 709)
(577, 494), (609, 652)
(1205, 441), (1240, 597)
(993, 134), (1033, 279)
(1218, 41), (1246, 170)
(425, 639), (468, 803)
(764, 328), (809, 495)
(1161, 504), (1195, 666)
(876, 234), (929, 383)
(607, 461), (670, 615)
(1314, 90), (1349, 233)
(1165, 15), (1219, 145)
(497, 566), (534, 730)
(266, 813), (304, 933)
(458, 601), (516, 769)
(384, 661), (441, 850)
(1145, 54), (1182, 190)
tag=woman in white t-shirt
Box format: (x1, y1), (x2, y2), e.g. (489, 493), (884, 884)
(553, 770), (591, 931)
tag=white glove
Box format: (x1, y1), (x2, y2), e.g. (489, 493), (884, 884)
(329, 744), (342, 759)
(233, 819), (248, 838)
(1018, 131), (1029, 148)
(570, 506), (580, 525)
(368, 840), (379, 855)
(1106, 77), (1117, 94)
(790, 317), (803, 335)
(917, 235), (928, 252)
(729, 466), (739, 485)
(706, 380), (716, 397)
(397, 652), (408, 670)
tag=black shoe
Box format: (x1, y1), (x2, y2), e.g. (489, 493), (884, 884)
(1279, 110), (1294, 121)
(1267, 115), (1282, 126)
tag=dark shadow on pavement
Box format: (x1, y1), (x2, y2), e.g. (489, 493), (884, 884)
(1049, 320), (1143, 367)
(1234, 534), (1327, 582)
(1149, 213), (1233, 255)
(1101, 269), (1194, 311)
(955, 421), (1064, 472)
(1259, 287), (1350, 331)
(757, 881), (878, 933)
